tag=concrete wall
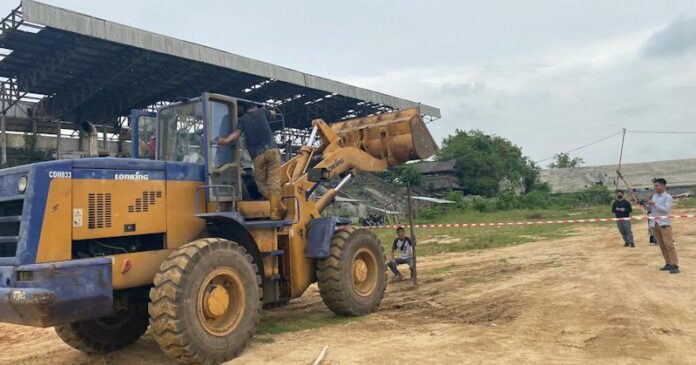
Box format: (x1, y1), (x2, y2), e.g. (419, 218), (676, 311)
(540, 158), (696, 193)
(3, 133), (129, 159)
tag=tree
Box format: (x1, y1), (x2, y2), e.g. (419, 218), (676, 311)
(548, 153), (584, 169)
(436, 129), (539, 197)
(382, 164), (423, 187)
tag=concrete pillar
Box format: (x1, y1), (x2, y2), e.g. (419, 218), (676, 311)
(56, 119), (62, 160)
(30, 118), (37, 151)
(1, 113), (6, 166)
(102, 124), (107, 153)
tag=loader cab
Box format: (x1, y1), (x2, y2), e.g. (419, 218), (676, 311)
(131, 93), (246, 202)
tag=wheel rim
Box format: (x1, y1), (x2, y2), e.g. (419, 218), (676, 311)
(197, 267), (245, 336)
(351, 247), (378, 296)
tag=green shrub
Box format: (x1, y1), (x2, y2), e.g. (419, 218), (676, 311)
(550, 185), (612, 207)
(520, 190), (550, 209)
(496, 190), (520, 210)
(419, 207), (440, 220)
(473, 199), (490, 212)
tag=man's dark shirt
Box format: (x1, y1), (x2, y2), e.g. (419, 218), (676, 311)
(237, 108), (276, 159)
(612, 199), (633, 218)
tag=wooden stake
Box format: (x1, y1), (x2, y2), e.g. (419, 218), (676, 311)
(406, 184), (418, 286)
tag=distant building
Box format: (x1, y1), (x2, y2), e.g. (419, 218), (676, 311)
(413, 159), (464, 194)
(540, 158), (696, 193)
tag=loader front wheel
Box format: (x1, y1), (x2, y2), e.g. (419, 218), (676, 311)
(317, 227), (387, 316)
(149, 238), (261, 365)
(55, 296), (148, 353)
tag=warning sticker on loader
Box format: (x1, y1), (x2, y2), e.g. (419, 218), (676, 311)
(73, 208), (83, 227)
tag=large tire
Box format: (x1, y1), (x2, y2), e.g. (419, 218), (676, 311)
(55, 297), (148, 353)
(317, 227), (387, 316)
(149, 238), (262, 365)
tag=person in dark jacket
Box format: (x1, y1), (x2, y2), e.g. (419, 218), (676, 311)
(612, 189), (634, 247)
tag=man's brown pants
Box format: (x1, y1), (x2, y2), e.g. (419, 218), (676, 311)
(252, 148), (281, 199)
(654, 225), (678, 266)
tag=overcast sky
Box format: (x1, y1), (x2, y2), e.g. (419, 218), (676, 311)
(2, 0), (696, 166)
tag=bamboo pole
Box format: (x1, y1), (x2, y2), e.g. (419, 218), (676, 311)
(406, 184), (418, 285)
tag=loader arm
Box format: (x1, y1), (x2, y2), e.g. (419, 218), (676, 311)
(281, 107), (437, 215)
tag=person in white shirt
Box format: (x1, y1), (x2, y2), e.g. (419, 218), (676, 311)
(645, 178), (679, 274)
(387, 227), (414, 280)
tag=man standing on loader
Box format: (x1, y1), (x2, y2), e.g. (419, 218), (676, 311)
(218, 103), (286, 219)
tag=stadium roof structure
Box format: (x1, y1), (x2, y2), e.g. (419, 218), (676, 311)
(0, 0), (440, 131)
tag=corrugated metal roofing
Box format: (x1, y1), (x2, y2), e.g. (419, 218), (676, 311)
(0, 0), (440, 130)
(414, 159), (457, 174)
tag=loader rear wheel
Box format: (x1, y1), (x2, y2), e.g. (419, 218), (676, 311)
(55, 297), (148, 353)
(317, 227), (387, 316)
(149, 238), (261, 365)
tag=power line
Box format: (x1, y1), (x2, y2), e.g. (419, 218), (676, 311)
(534, 130), (623, 164)
(627, 130), (696, 135)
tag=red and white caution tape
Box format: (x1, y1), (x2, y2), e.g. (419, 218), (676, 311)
(364, 214), (696, 230)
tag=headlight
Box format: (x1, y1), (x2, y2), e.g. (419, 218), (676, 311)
(17, 176), (27, 193)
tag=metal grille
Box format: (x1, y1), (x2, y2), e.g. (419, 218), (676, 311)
(128, 191), (162, 213)
(88, 193), (112, 229)
(0, 199), (23, 257)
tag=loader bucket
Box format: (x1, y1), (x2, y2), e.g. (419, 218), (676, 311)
(330, 108), (438, 166)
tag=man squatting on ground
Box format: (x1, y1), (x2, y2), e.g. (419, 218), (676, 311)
(645, 178), (679, 274)
(218, 104), (286, 220)
(387, 227), (414, 280)
(612, 189), (634, 247)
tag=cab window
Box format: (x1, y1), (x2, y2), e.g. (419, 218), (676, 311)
(158, 101), (205, 163)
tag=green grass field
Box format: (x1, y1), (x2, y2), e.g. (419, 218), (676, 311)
(373, 205), (615, 257)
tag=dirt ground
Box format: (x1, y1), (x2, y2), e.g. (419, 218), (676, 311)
(2, 218), (696, 364)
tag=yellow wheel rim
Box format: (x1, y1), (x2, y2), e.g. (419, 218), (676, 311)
(351, 247), (378, 297)
(197, 267), (245, 336)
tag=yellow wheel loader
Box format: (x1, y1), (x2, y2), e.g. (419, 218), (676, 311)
(0, 92), (437, 364)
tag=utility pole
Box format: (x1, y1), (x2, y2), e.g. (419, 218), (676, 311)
(615, 128), (627, 192)
(406, 184), (418, 286)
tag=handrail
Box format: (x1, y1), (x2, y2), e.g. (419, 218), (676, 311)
(195, 184), (236, 214)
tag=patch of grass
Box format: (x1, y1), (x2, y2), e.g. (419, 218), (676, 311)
(677, 197), (696, 208)
(375, 204), (614, 257)
(256, 313), (357, 336)
(377, 224), (574, 257)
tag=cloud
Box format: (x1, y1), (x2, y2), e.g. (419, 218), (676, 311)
(345, 22), (696, 166)
(642, 16), (696, 58)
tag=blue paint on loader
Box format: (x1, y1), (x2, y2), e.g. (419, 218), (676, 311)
(0, 257), (112, 327)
